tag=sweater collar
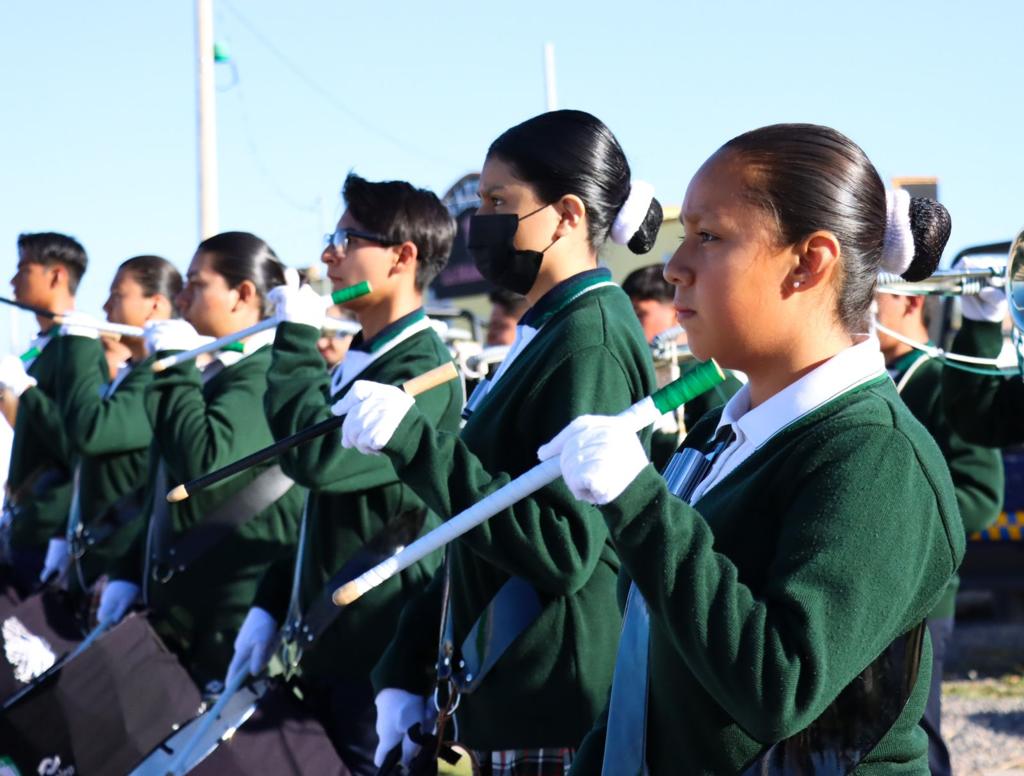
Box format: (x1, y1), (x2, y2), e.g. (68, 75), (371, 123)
(520, 268), (612, 330)
(350, 307), (426, 355)
(714, 337), (887, 451)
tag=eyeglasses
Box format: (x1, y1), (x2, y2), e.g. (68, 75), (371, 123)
(323, 227), (399, 252)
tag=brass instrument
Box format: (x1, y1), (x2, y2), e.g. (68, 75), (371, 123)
(876, 227), (1024, 334)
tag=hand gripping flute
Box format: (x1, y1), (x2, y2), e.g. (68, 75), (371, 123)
(333, 359), (726, 607)
(151, 280), (371, 373)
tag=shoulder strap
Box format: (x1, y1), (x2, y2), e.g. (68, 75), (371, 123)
(289, 508), (428, 648)
(150, 464), (294, 583)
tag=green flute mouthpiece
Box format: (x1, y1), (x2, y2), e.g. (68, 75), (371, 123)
(331, 281), (372, 304)
(651, 359), (725, 415)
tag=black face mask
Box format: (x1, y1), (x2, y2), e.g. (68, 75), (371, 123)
(468, 206), (553, 295)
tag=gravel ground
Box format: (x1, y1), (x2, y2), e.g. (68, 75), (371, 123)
(945, 685), (1024, 775)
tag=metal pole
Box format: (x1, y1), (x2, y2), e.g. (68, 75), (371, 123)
(196, 0), (219, 240)
(544, 43), (558, 112)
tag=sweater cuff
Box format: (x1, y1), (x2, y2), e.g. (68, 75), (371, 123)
(599, 463), (669, 544)
(383, 403), (430, 473)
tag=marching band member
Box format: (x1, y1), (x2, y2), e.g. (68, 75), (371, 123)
(941, 247), (1024, 445)
(623, 263), (742, 468)
(540, 124), (964, 774)
(228, 175), (462, 774)
(875, 289), (1003, 776)
(99, 232), (303, 691)
(47, 256), (182, 592)
(334, 110), (661, 774)
(1, 232), (97, 594)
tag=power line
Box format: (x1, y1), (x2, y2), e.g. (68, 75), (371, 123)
(219, 0), (462, 170)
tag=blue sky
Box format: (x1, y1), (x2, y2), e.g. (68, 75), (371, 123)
(2, 0), (1021, 352)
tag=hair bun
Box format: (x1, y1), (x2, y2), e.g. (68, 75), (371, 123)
(902, 197), (951, 281)
(611, 181), (657, 250)
(627, 197), (664, 255)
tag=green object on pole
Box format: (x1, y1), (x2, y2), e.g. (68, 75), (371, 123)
(213, 41), (231, 63)
(651, 359), (725, 415)
(331, 281), (372, 305)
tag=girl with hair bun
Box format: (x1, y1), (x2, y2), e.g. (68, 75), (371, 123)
(98, 232), (303, 690)
(537, 124), (962, 774)
(45, 255), (183, 594)
(334, 109), (661, 773)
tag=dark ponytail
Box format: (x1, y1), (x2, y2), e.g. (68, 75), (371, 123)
(487, 110), (663, 254)
(119, 255), (183, 318)
(196, 231), (286, 319)
(720, 123), (950, 331)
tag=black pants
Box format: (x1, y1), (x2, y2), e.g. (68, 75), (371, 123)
(302, 674), (378, 776)
(922, 617), (954, 776)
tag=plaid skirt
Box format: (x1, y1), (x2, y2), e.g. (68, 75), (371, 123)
(474, 748), (574, 776)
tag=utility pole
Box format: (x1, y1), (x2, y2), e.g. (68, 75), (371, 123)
(196, 0), (219, 240)
(544, 43), (558, 112)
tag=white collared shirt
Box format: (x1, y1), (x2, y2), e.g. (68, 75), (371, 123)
(689, 337), (886, 502)
(211, 326), (277, 369)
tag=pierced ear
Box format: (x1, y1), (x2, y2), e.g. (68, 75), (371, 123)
(787, 231), (841, 293)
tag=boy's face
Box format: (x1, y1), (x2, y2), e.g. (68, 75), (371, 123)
(321, 210), (406, 311)
(630, 297), (679, 343)
(10, 251), (61, 310)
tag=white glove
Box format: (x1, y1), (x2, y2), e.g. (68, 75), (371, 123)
(373, 688), (433, 768)
(96, 579), (140, 625)
(0, 355), (37, 397)
(956, 256), (1008, 323)
(226, 606), (278, 684)
(538, 415), (649, 505)
(59, 312), (102, 339)
(144, 319), (204, 355)
(267, 284), (330, 330)
(333, 380), (415, 456)
(39, 537), (71, 583)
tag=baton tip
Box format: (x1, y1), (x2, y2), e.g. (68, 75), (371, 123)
(166, 484), (189, 503)
(332, 583), (361, 607)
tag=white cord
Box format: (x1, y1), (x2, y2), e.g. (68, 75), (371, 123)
(873, 320), (1003, 366)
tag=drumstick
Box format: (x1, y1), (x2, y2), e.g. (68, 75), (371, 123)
(151, 281), (371, 373)
(1, 296), (144, 338)
(332, 359), (726, 607)
(165, 361), (459, 503)
(164, 665), (251, 776)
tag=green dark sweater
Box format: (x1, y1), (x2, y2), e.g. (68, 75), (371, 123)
(572, 377), (963, 776)
(372, 273), (656, 751)
(942, 319), (1023, 446)
(55, 335), (155, 586)
(8, 331), (106, 550)
(254, 319), (462, 681)
(113, 346), (303, 685)
(890, 350), (1003, 620)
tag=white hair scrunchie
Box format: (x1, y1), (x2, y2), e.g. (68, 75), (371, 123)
(610, 181), (655, 246)
(881, 188), (914, 276)
(283, 266), (301, 289)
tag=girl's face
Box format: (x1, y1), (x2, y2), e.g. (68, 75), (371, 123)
(103, 270), (157, 327)
(664, 151), (798, 372)
(177, 251), (255, 337)
(477, 156), (564, 253)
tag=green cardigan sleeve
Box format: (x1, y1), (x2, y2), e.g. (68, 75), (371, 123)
(265, 322), (451, 495)
(56, 335), (153, 456)
(597, 425), (960, 743)
(384, 346), (636, 597)
(370, 566), (446, 695)
(17, 384), (73, 463)
(145, 352), (273, 484)
(942, 319), (1024, 446)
